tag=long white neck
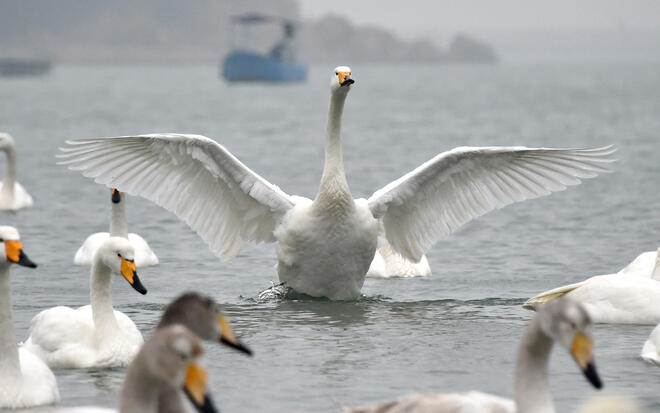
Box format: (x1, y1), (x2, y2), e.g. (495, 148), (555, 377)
(90, 258), (121, 343)
(514, 317), (555, 413)
(120, 355), (161, 413)
(110, 196), (128, 237)
(0, 263), (21, 381)
(1, 147), (17, 198)
(316, 89), (352, 208)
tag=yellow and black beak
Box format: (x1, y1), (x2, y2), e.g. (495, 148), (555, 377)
(183, 363), (218, 413)
(120, 258), (147, 295)
(338, 71), (354, 87)
(5, 240), (37, 268)
(111, 188), (122, 204)
(571, 332), (602, 389)
(218, 314), (252, 356)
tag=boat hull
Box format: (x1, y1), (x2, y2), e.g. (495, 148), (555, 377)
(222, 50), (307, 82)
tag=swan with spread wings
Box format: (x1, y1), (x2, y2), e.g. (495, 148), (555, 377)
(59, 66), (615, 300)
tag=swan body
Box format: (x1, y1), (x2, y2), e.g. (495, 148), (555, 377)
(58, 66), (615, 300)
(23, 237), (148, 368)
(367, 242), (431, 278)
(345, 298), (602, 413)
(525, 248), (660, 324)
(74, 189), (158, 267)
(0, 133), (33, 211)
(0, 226), (59, 409)
(641, 323), (660, 365)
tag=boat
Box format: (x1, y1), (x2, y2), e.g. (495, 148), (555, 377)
(0, 58), (52, 77)
(221, 13), (307, 83)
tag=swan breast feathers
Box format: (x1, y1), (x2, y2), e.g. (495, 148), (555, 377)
(59, 134), (295, 261)
(368, 145), (615, 261)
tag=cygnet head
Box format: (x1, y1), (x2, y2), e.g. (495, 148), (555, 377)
(0, 132), (15, 152)
(0, 225), (37, 269)
(330, 65), (354, 93)
(95, 236), (147, 295)
(537, 297), (602, 389)
(158, 292), (252, 356)
(134, 324), (217, 413)
(111, 188), (122, 204)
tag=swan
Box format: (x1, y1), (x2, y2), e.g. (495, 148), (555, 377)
(367, 242), (431, 278)
(641, 323), (660, 365)
(58, 66), (615, 300)
(156, 292), (252, 413)
(524, 248), (660, 324)
(344, 297), (602, 413)
(74, 188), (159, 267)
(0, 226), (59, 409)
(46, 324), (219, 413)
(0, 133), (33, 211)
(23, 236), (148, 368)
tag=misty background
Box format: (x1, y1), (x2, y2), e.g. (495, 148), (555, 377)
(1, 0), (659, 64)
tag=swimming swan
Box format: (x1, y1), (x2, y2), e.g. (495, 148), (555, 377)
(0, 133), (33, 211)
(58, 66), (615, 300)
(47, 324), (219, 413)
(74, 188), (159, 267)
(23, 237), (148, 368)
(156, 292), (252, 413)
(0, 226), (59, 409)
(345, 297), (602, 413)
(524, 248), (660, 324)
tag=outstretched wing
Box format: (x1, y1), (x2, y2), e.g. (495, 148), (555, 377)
(59, 134), (295, 261)
(368, 146), (615, 261)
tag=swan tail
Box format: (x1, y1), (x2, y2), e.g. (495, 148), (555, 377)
(523, 281), (586, 310)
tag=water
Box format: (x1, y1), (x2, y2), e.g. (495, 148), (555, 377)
(1, 63), (660, 411)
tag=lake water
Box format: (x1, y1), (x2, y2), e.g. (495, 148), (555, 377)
(1, 63), (660, 412)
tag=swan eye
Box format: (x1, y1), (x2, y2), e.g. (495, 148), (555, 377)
(117, 253), (122, 258)
(0, 238), (3, 242)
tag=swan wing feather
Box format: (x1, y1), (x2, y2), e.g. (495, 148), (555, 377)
(59, 134), (295, 261)
(368, 146), (616, 261)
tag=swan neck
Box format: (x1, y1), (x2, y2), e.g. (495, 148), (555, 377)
(110, 196), (128, 237)
(514, 317), (555, 413)
(120, 356), (161, 413)
(1, 147), (16, 196)
(0, 263), (21, 380)
(318, 90), (352, 204)
(90, 259), (121, 340)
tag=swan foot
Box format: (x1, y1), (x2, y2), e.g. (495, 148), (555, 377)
(258, 281), (290, 301)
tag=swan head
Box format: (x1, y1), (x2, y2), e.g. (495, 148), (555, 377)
(95, 236), (147, 295)
(0, 132), (15, 151)
(111, 188), (122, 204)
(330, 66), (354, 92)
(142, 324), (217, 412)
(158, 292), (253, 356)
(537, 297), (602, 389)
(0, 225), (37, 268)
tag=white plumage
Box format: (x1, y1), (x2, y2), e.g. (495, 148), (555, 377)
(23, 237), (148, 368)
(0, 226), (59, 409)
(74, 189), (158, 267)
(641, 323), (660, 365)
(58, 67), (614, 300)
(0, 133), (33, 211)
(524, 248), (660, 324)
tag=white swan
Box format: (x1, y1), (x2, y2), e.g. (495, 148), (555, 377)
(524, 248), (660, 324)
(0, 226), (59, 409)
(74, 188), (159, 267)
(46, 324), (218, 413)
(0, 133), (33, 211)
(156, 292), (252, 413)
(23, 236), (148, 368)
(58, 66), (615, 300)
(367, 242), (431, 278)
(344, 297), (602, 413)
(641, 323), (660, 365)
